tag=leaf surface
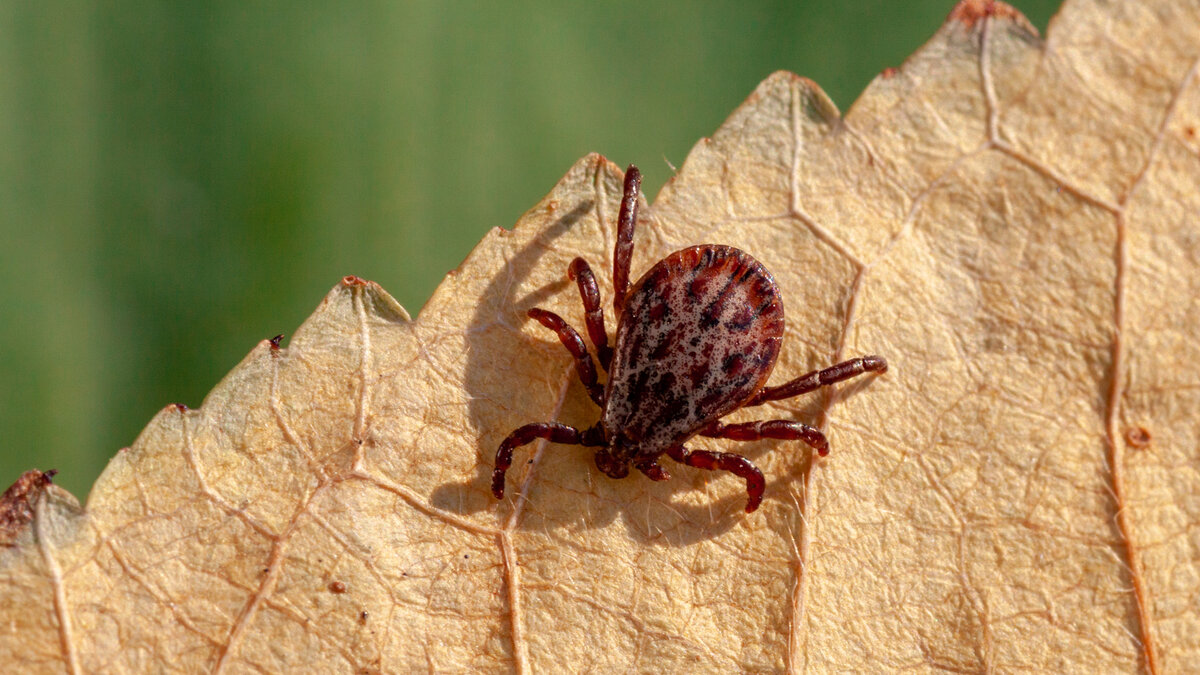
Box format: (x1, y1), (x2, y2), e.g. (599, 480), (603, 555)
(3, 0), (1199, 671)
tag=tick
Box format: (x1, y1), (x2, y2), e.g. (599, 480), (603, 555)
(491, 165), (887, 512)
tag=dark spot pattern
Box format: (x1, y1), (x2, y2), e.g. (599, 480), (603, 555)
(602, 246), (784, 459)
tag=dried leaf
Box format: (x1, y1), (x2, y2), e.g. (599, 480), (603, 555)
(3, 0), (1198, 671)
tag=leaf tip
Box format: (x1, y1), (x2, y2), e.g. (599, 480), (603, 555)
(947, 0), (1037, 34)
(331, 275), (412, 322)
(745, 71), (841, 125)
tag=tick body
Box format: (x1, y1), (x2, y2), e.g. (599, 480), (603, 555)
(492, 165), (886, 512)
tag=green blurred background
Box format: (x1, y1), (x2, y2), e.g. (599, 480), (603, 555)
(1, 1), (1059, 499)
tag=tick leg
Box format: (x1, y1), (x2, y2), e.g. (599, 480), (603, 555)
(633, 458), (672, 481)
(527, 308), (605, 405)
(699, 420), (829, 457)
(567, 257), (613, 370)
(667, 445), (766, 513)
(612, 165), (641, 318)
(748, 355), (887, 406)
(492, 423), (584, 499)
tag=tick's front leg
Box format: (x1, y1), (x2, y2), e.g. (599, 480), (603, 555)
(699, 419), (829, 456)
(611, 166), (641, 318)
(567, 257), (613, 370)
(666, 445), (766, 513)
(527, 308), (605, 405)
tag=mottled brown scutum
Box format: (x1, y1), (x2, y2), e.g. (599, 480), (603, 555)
(603, 245), (783, 456)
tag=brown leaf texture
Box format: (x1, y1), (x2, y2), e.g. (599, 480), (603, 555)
(3, 0), (1199, 671)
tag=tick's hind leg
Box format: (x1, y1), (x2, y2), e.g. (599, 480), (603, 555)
(699, 419), (830, 457)
(492, 423), (589, 500)
(528, 308), (605, 405)
(748, 355), (887, 406)
(666, 445), (766, 513)
(567, 257), (613, 370)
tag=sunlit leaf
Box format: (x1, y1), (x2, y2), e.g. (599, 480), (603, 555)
(3, 0), (1197, 671)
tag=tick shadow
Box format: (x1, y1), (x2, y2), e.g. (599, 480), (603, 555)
(607, 372), (886, 546)
(524, 359), (883, 544)
(435, 322), (882, 548)
(428, 197), (620, 520)
(497, 433), (821, 546)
